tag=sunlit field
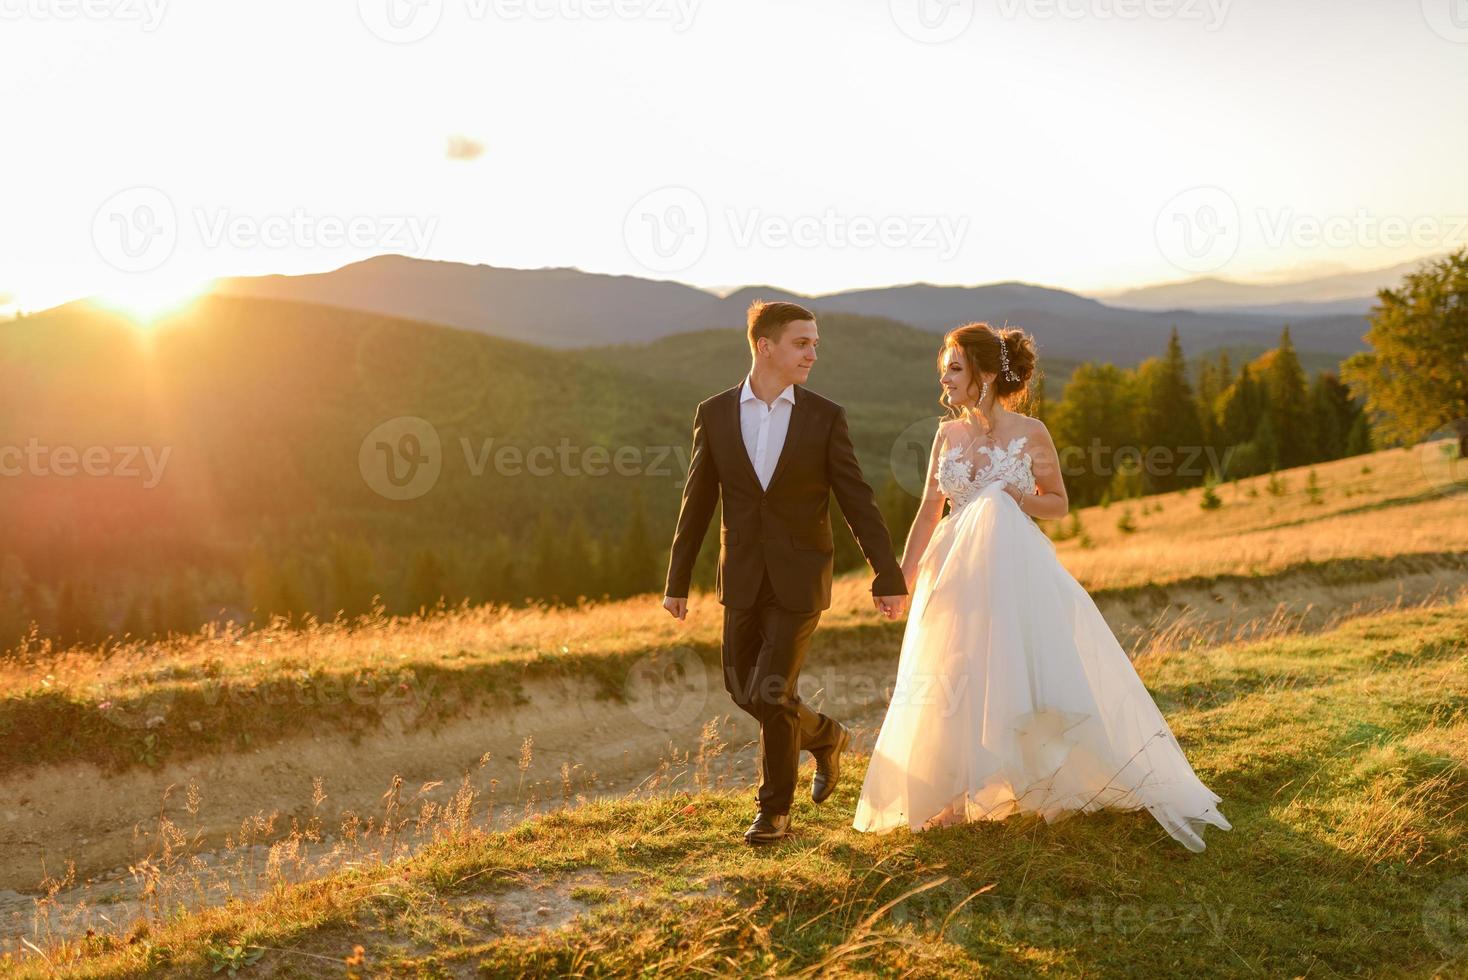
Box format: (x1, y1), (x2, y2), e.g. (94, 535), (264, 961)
(1053, 445), (1467, 588)
(6, 596), (1464, 976)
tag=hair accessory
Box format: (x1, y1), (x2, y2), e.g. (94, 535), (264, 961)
(997, 334), (1021, 383)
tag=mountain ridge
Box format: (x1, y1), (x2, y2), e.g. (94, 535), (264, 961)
(208, 254), (1374, 364)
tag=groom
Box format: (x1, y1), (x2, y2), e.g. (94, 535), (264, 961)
(662, 299), (910, 845)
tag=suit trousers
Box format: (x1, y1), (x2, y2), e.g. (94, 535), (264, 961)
(721, 566), (842, 815)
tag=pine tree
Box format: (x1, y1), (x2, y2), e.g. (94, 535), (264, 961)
(1263, 326), (1313, 468)
(1219, 363), (1264, 449)
(1135, 328), (1204, 492)
(1199, 479), (1223, 510)
(474, 532), (516, 606)
(1309, 371), (1357, 462)
(1051, 362), (1138, 506)
(247, 551), (307, 624)
(1116, 507), (1138, 534)
(276, 561), (308, 623)
(405, 547), (447, 615)
(1346, 413), (1374, 457)
(618, 488), (659, 597)
(1306, 468), (1324, 505)
(1253, 411), (1281, 471)
(563, 511), (595, 603)
(55, 581), (99, 646)
(1107, 464), (1145, 502)
(166, 577), (198, 636)
(530, 511), (564, 603)
(1194, 357), (1223, 449)
(328, 534), (379, 619)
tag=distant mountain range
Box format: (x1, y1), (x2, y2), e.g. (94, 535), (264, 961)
(1093, 255), (1439, 316)
(210, 254), (1393, 366)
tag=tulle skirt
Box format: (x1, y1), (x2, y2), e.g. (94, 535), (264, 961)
(852, 483), (1232, 852)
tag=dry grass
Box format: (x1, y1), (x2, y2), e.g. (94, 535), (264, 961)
(4, 598), (1464, 977)
(1055, 446), (1468, 588)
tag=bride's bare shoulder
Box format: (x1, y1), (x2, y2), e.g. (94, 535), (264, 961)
(936, 418), (967, 448)
(1015, 414), (1057, 448)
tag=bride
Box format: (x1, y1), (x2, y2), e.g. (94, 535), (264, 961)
(851, 322), (1232, 852)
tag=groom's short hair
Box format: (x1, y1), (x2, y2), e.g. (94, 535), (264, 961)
(747, 299), (815, 353)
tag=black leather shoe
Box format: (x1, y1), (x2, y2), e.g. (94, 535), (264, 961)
(811, 723), (850, 804)
(743, 811), (791, 844)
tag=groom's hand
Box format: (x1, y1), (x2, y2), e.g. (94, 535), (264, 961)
(662, 595), (688, 621)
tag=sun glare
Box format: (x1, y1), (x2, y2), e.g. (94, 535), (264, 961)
(94, 279), (210, 325)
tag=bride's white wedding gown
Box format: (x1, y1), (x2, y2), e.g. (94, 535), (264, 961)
(852, 431), (1232, 852)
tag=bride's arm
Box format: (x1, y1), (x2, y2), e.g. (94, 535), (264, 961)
(898, 424), (950, 589)
(1008, 420), (1069, 520)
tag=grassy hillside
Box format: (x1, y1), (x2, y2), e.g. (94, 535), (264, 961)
(589, 311), (1079, 412)
(8, 599), (1464, 977)
(1052, 446), (1468, 589)
(0, 294), (711, 632)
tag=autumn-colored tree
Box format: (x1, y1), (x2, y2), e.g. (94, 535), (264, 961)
(1342, 247), (1468, 447)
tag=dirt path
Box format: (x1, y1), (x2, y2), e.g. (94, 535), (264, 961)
(0, 654), (898, 948)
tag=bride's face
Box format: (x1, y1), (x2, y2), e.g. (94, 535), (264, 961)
(939, 346), (991, 408)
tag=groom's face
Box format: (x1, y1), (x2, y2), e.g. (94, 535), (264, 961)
(762, 318), (819, 384)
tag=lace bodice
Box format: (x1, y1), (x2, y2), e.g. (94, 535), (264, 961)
(936, 434), (1037, 513)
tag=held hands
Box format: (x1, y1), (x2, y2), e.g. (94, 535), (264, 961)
(670, 592), (904, 620)
(873, 594), (909, 620)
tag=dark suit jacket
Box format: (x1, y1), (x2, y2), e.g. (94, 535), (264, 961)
(664, 381), (908, 612)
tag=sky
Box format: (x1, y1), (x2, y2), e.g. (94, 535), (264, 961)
(1, 0), (1465, 316)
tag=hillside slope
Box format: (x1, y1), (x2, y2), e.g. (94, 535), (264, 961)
(0, 294), (706, 621)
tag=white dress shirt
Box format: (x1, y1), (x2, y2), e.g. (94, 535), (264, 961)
(739, 374), (795, 490)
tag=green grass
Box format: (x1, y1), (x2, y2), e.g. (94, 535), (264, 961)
(11, 601), (1466, 978)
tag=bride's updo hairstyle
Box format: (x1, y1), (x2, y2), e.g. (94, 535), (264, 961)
(938, 321), (1038, 415)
